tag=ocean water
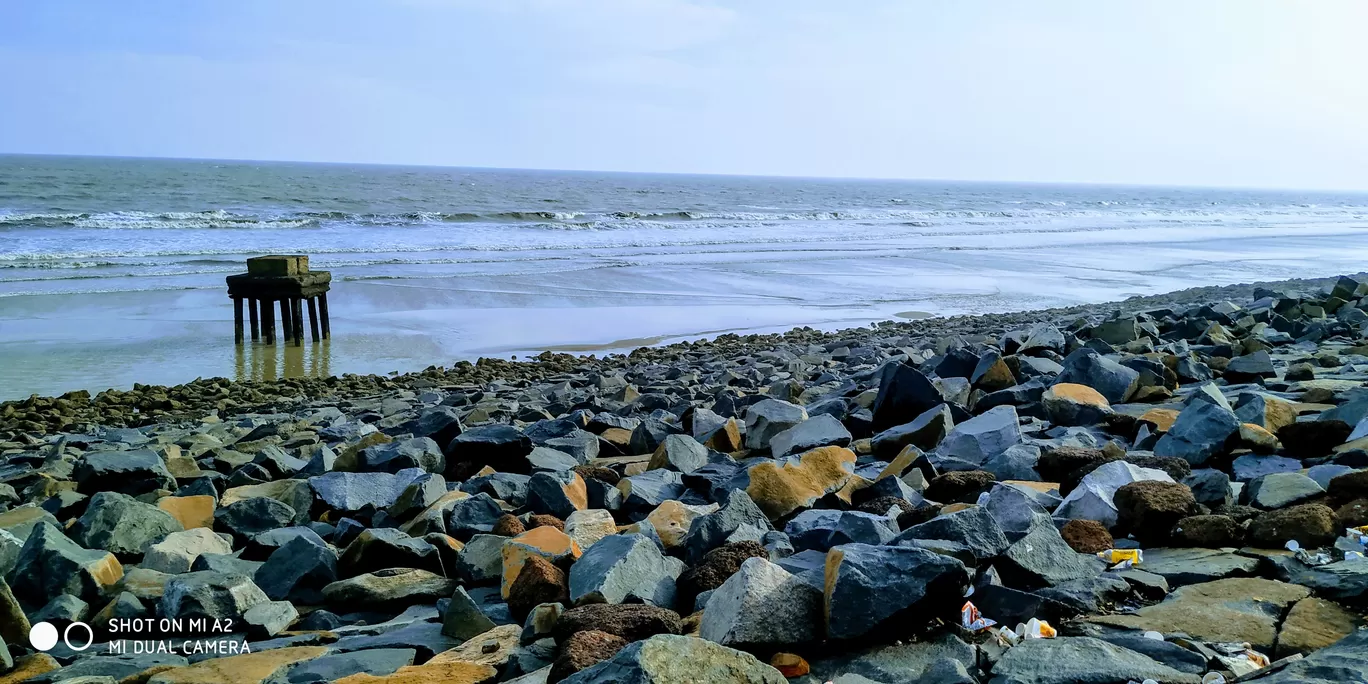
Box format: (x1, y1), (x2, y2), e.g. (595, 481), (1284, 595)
(4, 154), (1368, 400)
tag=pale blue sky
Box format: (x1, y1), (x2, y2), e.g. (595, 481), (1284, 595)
(3, 1), (1367, 188)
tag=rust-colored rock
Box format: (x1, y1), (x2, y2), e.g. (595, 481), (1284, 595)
(1114, 480), (1198, 544)
(507, 555), (568, 622)
(156, 495), (216, 529)
(769, 653), (810, 678)
(552, 603), (683, 643)
(528, 514), (566, 532)
(1060, 519), (1113, 554)
(925, 470), (996, 504)
(500, 526), (581, 599)
(491, 514), (525, 537)
(1247, 504), (1338, 549)
(675, 540), (769, 610)
(549, 629), (628, 683)
(743, 446), (856, 519)
(1171, 515), (1243, 547)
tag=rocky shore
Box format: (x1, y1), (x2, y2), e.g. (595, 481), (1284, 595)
(2, 272), (1367, 684)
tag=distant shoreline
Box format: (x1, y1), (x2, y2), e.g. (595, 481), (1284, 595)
(0, 271), (1354, 438)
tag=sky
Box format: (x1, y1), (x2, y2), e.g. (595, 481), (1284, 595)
(2, 1), (1368, 189)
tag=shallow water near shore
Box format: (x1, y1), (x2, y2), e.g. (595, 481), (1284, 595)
(4, 154), (1368, 399)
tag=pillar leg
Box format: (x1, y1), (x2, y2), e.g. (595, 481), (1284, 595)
(318, 292), (331, 339)
(291, 298), (305, 345)
(279, 299), (293, 347)
(307, 297), (321, 342)
(248, 298), (260, 341)
(262, 298), (276, 345)
(233, 297), (244, 345)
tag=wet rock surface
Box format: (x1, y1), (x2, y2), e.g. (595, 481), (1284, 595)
(0, 273), (1367, 684)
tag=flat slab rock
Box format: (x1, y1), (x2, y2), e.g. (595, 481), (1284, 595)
(988, 636), (1200, 684)
(1137, 547), (1258, 587)
(1088, 577), (1310, 650)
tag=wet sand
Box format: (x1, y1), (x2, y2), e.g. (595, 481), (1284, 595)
(6, 228), (1368, 400)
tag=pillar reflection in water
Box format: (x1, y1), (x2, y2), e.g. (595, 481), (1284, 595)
(234, 339), (332, 383)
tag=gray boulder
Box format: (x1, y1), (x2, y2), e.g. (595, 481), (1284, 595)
(769, 415), (852, 458)
(71, 492), (184, 557)
(361, 437), (445, 474)
(990, 636), (1201, 684)
(744, 399), (809, 450)
(870, 404), (953, 457)
(996, 523), (1105, 590)
(562, 634), (786, 683)
(699, 557), (821, 648)
(785, 510), (899, 553)
(936, 405), (1020, 465)
(823, 543), (971, 640)
(892, 505), (1009, 561)
(1154, 400), (1241, 466)
(74, 449), (176, 496)
(160, 571), (269, 621)
(1054, 350), (1139, 404)
(568, 533), (683, 608)
(1245, 472), (1324, 509)
(10, 522), (121, 604)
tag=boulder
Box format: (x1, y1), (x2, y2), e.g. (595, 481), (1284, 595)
(1153, 400), (1241, 466)
(936, 405), (1020, 465)
(786, 510), (899, 553)
(823, 543), (971, 640)
(1041, 383), (1113, 427)
(769, 415), (853, 459)
(871, 362), (944, 433)
(502, 527), (582, 598)
(565, 509), (618, 551)
(1246, 472), (1325, 509)
(508, 555), (569, 622)
(552, 603), (683, 643)
(870, 404), (954, 457)
(10, 522), (123, 604)
(560, 634), (786, 684)
(646, 434), (709, 473)
(309, 470), (421, 513)
(741, 446), (856, 520)
(527, 471), (590, 519)
(214, 497), (297, 542)
(74, 450), (176, 496)
(1055, 461), (1173, 529)
(71, 492), (184, 558)
(142, 528), (233, 574)
(322, 568), (457, 609)
(892, 506), (1008, 561)
(989, 636), (1201, 684)
(1089, 577), (1309, 650)
(995, 523), (1105, 590)
(1112, 481), (1197, 544)
(340, 528), (442, 577)
(744, 399), (809, 451)
(700, 557), (821, 648)
(255, 534), (338, 604)
(551, 629), (628, 683)
(1275, 597), (1362, 658)
(1054, 350), (1139, 404)
(361, 437), (445, 474)
(441, 585), (498, 640)
(1247, 503), (1338, 548)
(445, 424), (533, 475)
(160, 571), (269, 621)
(1059, 519), (1112, 554)
(1170, 514), (1243, 547)
(1252, 628), (1368, 684)
(568, 533), (682, 607)
(675, 540), (769, 611)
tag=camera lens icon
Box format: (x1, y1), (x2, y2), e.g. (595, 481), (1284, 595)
(29, 621), (93, 652)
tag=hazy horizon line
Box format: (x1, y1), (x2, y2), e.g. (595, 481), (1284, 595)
(4, 150), (1366, 196)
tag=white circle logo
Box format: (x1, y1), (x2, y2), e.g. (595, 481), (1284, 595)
(29, 622), (59, 651)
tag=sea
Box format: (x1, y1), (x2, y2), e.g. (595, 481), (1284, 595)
(4, 154), (1368, 400)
